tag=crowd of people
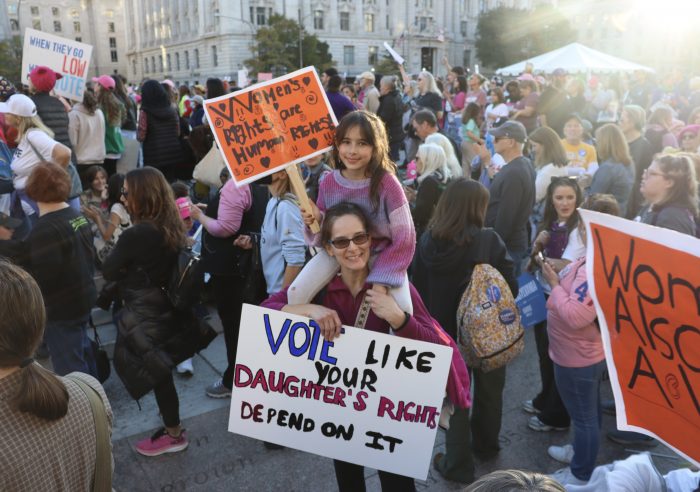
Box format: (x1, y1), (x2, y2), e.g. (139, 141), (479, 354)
(0, 59), (699, 491)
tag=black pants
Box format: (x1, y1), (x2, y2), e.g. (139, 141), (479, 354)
(333, 460), (415, 492)
(102, 158), (118, 177)
(211, 274), (245, 389)
(533, 319), (571, 427)
(153, 374), (180, 428)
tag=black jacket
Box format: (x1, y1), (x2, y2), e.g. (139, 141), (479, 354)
(140, 107), (182, 170)
(377, 89), (405, 144)
(485, 156), (536, 252)
(412, 227), (517, 340)
(31, 92), (73, 152)
(102, 223), (199, 400)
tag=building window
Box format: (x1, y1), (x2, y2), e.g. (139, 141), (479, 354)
(54, 21), (62, 32)
(176, 52), (180, 70)
(74, 21), (81, 32)
(364, 13), (374, 32)
(8, 4), (16, 14)
(386, 15), (389, 30)
(132, 59), (137, 76)
(111, 51), (118, 62)
(343, 45), (354, 65)
(151, 56), (156, 73)
(105, 9), (114, 18)
(52, 7), (59, 16)
(71, 9), (79, 18)
(159, 55), (163, 72)
(194, 48), (200, 69)
(416, 16), (430, 31)
(368, 46), (378, 66)
(109, 37), (117, 48)
(75, 37), (82, 42)
(30, 6), (39, 16)
(145, 58), (149, 73)
(463, 49), (471, 68)
(313, 11), (324, 30)
(32, 19), (41, 30)
(108, 22), (115, 33)
(212, 46), (218, 67)
(166, 53), (171, 70)
(185, 51), (190, 69)
(340, 12), (350, 31)
(460, 20), (467, 36)
(250, 6), (267, 26)
(10, 19), (19, 31)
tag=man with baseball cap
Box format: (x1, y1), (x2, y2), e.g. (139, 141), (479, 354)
(357, 71), (380, 114)
(480, 120), (535, 276)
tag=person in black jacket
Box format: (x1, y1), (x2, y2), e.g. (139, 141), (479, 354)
(377, 75), (406, 163)
(410, 143), (451, 239)
(28, 66), (83, 207)
(413, 178), (517, 485)
(137, 80), (182, 181)
(481, 121), (536, 277)
(0, 162), (97, 377)
(102, 167), (202, 457)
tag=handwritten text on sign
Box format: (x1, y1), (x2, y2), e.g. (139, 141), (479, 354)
(582, 210), (700, 466)
(21, 28), (93, 101)
(204, 67), (337, 186)
(230, 305), (452, 480)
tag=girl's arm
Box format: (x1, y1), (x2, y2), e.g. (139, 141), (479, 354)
(90, 210), (120, 242)
(191, 182), (251, 237)
(546, 262), (597, 330)
(137, 110), (147, 142)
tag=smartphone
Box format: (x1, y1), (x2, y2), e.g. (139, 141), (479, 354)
(536, 252), (545, 265)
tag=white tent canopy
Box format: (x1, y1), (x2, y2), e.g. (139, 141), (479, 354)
(495, 43), (654, 76)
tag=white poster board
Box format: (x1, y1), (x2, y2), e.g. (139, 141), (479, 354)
(230, 304), (453, 480)
(21, 28), (93, 101)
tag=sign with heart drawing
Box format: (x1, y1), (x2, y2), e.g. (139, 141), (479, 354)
(204, 66), (338, 186)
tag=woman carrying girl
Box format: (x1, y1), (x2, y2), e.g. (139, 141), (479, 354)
(290, 110), (416, 313)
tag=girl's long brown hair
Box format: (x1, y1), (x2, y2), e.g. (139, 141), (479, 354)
(125, 167), (187, 250)
(330, 110), (396, 213)
(96, 86), (124, 127)
(429, 178), (490, 245)
(0, 260), (68, 421)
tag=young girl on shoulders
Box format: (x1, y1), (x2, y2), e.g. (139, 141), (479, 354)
(289, 110), (416, 312)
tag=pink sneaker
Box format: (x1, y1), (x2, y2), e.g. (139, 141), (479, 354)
(134, 428), (189, 457)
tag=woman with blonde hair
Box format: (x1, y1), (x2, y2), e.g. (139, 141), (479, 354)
(412, 143), (451, 239)
(425, 132), (463, 178)
(589, 123), (634, 214)
(0, 259), (113, 491)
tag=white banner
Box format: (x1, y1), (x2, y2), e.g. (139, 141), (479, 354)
(21, 28), (93, 101)
(230, 304), (453, 480)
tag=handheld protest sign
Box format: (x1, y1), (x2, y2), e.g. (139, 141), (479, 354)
(203, 66), (337, 187)
(21, 28), (93, 101)
(230, 304), (453, 480)
(581, 210), (700, 466)
(286, 165), (320, 233)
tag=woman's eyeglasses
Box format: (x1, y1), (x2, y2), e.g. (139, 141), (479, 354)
(328, 232), (370, 249)
(120, 187), (128, 197)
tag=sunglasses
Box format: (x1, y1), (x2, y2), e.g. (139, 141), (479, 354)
(120, 187), (128, 197)
(328, 232), (370, 250)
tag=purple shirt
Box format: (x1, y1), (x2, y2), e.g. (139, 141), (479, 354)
(325, 91), (357, 122)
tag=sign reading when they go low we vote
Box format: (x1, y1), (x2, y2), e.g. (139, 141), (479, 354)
(229, 304), (453, 480)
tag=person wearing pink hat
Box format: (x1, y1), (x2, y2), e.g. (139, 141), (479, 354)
(678, 124), (700, 153)
(28, 66), (83, 210)
(93, 75), (125, 176)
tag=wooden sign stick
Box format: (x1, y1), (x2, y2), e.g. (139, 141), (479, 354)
(286, 165), (321, 234)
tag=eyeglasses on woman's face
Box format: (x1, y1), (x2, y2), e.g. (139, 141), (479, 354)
(328, 232), (370, 250)
(120, 187), (128, 197)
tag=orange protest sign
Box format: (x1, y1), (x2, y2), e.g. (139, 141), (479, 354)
(582, 210), (700, 466)
(203, 66), (337, 186)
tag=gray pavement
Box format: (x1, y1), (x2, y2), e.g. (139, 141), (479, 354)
(82, 307), (687, 491)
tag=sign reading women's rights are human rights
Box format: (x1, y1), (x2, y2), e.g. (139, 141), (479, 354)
(21, 28), (93, 101)
(229, 305), (453, 480)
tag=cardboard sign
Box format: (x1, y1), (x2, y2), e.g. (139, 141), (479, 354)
(230, 304), (453, 479)
(582, 210), (700, 466)
(258, 72), (273, 82)
(204, 66), (337, 186)
(515, 273), (547, 327)
(21, 28), (93, 101)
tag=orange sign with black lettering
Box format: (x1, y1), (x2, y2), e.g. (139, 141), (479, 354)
(204, 66), (337, 186)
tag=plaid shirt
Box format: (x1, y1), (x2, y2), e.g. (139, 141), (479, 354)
(0, 370), (113, 491)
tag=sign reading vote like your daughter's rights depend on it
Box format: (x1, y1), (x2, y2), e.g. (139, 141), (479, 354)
(230, 305), (453, 480)
(21, 28), (93, 101)
(204, 66), (338, 186)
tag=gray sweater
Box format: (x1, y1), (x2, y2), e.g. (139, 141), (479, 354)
(589, 159), (634, 215)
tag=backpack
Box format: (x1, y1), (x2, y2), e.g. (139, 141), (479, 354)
(456, 263), (525, 372)
(167, 246), (205, 311)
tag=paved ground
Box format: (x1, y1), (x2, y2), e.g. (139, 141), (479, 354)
(78, 306), (688, 491)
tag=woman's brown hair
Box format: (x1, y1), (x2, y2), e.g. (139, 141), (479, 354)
(330, 110), (396, 213)
(320, 202), (370, 246)
(0, 259), (69, 421)
(528, 126), (568, 168)
(538, 177), (583, 235)
(25, 162), (71, 203)
(595, 123), (632, 166)
(125, 167), (186, 250)
(429, 178), (490, 245)
(96, 86), (124, 127)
